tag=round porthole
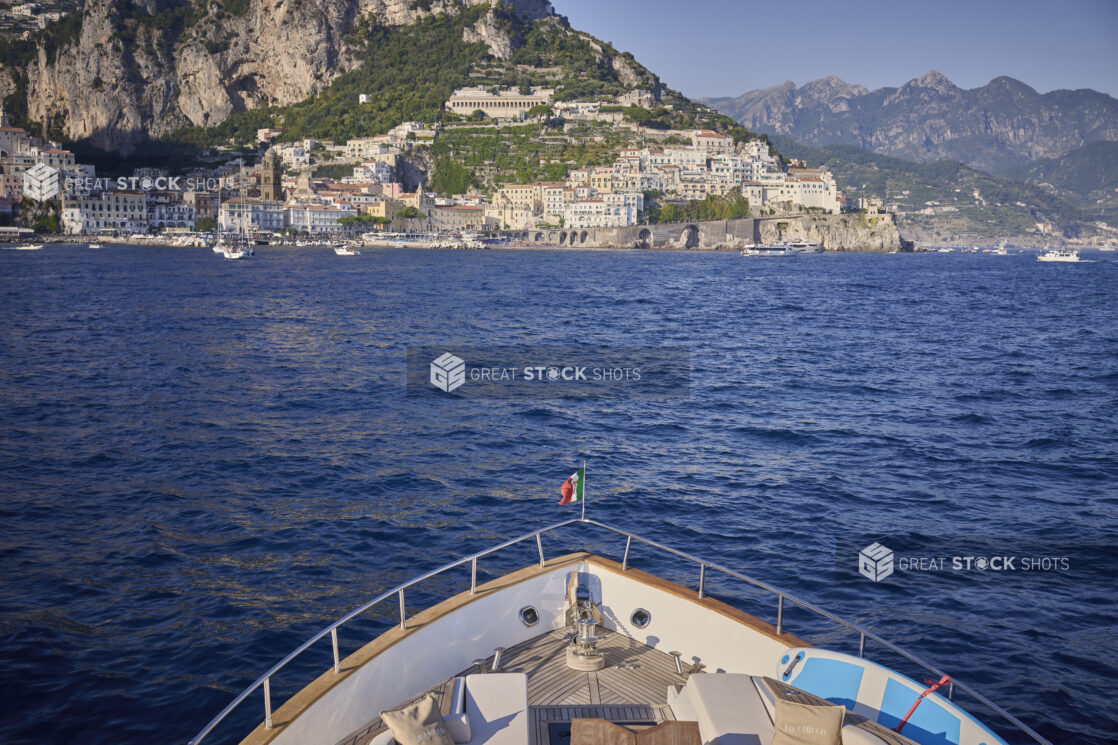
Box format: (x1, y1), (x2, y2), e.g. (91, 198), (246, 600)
(630, 608), (651, 629)
(519, 606), (539, 627)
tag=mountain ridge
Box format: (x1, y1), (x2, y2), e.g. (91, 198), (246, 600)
(702, 71), (1118, 175)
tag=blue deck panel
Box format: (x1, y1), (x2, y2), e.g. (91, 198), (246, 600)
(878, 678), (962, 745)
(786, 657), (865, 711)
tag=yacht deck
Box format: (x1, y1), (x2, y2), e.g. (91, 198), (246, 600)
(336, 627), (694, 745)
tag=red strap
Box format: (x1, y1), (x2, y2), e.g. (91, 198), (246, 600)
(894, 674), (951, 733)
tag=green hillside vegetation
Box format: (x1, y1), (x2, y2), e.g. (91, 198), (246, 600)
(1005, 141), (1118, 223)
(430, 121), (633, 189)
(429, 157), (475, 194)
(771, 135), (1087, 240)
(647, 189), (750, 223)
(166, 6), (494, 146)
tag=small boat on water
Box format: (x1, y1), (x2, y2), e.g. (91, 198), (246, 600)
(87, 243), (103, 249)
(1037, 248), (1084, 262)
(788, 241), (823, 253)
(187, 516), (1051, 745)
(222, 245), (249, 260)
(741, 243), (799, 257)
(11, 244), (44, 250)
(335, 245), (361, 256)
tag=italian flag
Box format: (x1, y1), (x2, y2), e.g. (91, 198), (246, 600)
(558, 467), (585, 505)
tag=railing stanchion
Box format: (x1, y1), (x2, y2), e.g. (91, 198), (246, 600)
(331, 628), (341, 674)
(622, 535), (632, 570)
(398, 589), (406, 630)
(776, 594), (784, 635)
(858, 632), (865, 659)
(948, 682), (955, 701)
(536, 533), (545, 567)
(698, 563), (706, 599)
(471, 556), (477, 595)
(263, 678), (273, 729)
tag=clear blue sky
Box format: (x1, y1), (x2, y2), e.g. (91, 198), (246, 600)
(552, 0), (1118, 98)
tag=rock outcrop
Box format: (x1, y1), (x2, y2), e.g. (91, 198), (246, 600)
(703, 71), (1118, 175)
(16, 0), (553, 153)
(553, 214), (907, 251)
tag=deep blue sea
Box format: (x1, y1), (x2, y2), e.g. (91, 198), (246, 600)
(1, 245), (1116, 745)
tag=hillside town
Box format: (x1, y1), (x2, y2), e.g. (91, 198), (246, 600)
(1, 86), (847, 240)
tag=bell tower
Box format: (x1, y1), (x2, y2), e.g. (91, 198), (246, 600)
(260, 149), (283, 202)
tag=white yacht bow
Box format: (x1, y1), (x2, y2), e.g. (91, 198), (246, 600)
(189, 520), (1049, 745)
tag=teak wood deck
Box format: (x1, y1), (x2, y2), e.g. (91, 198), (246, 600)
(337, 627), (695, 745)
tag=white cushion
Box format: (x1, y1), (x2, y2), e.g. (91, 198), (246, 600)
(671, 673), (774, 745)
(838, 725), (889, 745)
(444, 712), (471, 744)
(464, 673), (529, 745)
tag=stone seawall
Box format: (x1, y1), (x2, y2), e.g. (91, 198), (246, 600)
(497, 213), (909, 252)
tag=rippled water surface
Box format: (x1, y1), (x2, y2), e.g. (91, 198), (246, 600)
(1, 246), (1116, 744)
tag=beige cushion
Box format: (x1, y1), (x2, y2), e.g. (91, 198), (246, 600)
(770, 698), (844, 745)
(381, 695), (454, 745)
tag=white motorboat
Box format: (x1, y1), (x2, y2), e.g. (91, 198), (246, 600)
(1036, 249), (1082, 262)
(335, 245), (361, 256)
(87, 243), (103, 249)
(11, 244), (43, 250)
(741, 243), (799, 257)
(187, 518), (1051, 745)
(788, 241), (823, 253)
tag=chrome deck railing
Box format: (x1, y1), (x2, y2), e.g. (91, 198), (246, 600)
(188, 518), (1051, 745)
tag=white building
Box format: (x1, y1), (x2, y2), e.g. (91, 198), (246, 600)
(274, 144), (310, 168)
(219, 198), (284, 231)
(446, 87), (554, 120)
(353, 162), (394, 184)
(284, 203), (357, 234)
(61, 191), (148, 234)
(149, 202), (195, 230)
(563, 199), (637, 229)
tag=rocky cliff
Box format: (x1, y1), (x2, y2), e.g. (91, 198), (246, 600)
(12, 0), (553, 153)
(703, 71), (1118, 175)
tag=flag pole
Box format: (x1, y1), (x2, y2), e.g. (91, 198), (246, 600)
(581, 460), (587, 521)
